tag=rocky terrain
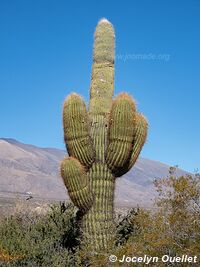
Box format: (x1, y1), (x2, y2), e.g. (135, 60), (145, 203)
(0, 138), (188, 212)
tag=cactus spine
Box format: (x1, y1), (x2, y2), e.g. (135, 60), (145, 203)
(60, 18), (148, 251)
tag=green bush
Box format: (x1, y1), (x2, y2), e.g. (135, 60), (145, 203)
(0, 202), (81, 267)
(115, 208), (140, 246)
(0, 170), (199, 266)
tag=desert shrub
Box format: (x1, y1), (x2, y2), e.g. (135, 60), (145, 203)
(0, 169), (199, 266)
(115, 208), (140, 246)
(0, 202), (81, 267)
(111, 169), (200, 266)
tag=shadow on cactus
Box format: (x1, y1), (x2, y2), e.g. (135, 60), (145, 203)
(60, 18), (148, 252)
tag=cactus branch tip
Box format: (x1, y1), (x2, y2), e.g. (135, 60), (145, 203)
(63, 93), (84, 106)
(137, 113), (149, 125)
(115, 92), (134, 100)
(98, 18), (112, 25)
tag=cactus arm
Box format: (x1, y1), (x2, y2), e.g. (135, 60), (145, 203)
(116, 113), (148, 177)
(63, 93), (94, 168)
(106, 93), (136, 172)
(127, 113), (148, 170)
(61, 157), (93, 212)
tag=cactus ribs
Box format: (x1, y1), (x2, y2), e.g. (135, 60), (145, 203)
(60, 18), (148, 251)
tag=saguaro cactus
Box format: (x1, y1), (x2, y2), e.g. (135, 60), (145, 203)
(60, 18), (148, 251)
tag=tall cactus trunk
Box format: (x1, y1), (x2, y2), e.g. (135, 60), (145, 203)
(60, 18), (148, 252)
(82, 165), (115, 250)
(82, 19), (115, 250)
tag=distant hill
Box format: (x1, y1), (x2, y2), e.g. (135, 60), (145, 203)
(0, 138), (188, 208)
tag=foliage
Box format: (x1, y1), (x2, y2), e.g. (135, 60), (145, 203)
(115, 208), (140, 246)
(0, 169), (199, 266)
(112, 168), (200, 266)
(0, 202), (81, 267)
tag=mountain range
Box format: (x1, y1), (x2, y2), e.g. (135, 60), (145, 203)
(0, 138), (187, 209)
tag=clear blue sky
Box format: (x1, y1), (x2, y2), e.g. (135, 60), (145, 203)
(0, 0), (199, 173)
